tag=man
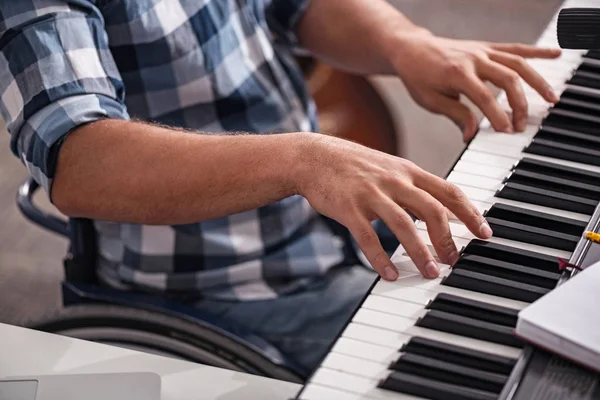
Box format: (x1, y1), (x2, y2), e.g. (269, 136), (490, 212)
(0, 0), (560, 372)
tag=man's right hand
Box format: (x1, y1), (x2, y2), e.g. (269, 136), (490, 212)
(294, 133), (493, 281)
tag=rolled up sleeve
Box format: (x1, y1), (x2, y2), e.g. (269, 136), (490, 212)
(264, 0), (312, 49)
(0, 0), (129, 197)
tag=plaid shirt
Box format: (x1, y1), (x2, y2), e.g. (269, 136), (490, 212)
(0, 0), (350, 300)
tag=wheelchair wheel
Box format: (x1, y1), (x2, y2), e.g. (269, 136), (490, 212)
(27, 304), (304, 383)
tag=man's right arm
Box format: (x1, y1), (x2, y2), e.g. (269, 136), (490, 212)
(52, 120), (307, 224)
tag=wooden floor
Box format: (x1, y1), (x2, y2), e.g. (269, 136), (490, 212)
(0, 0), (561, 327)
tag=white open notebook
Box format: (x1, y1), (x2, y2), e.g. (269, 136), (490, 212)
(515, 261), (600, 374)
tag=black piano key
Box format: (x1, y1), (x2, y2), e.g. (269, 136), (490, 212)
(586, 50), (600, 60)
(525, 137), (600, 167)
(543, 110), (600, 136)
(390, 353), (507, 393)
(567, 67), (600, 91)
(486, 217), (580, 251)
(497, 182), (597, 215)
(549, 103), (600, 125)
(442, 268), (550, 303)
(510, 163), (600, 198)
(379, 371), (498, 400)
(516, 157), (600, 186)
(415, 309), (522, 348)
(559, 88), (600, 112)
(453, 254), (560, 290)
(463, 239), (558, 273)
(400, 336), (517, 375)
(485, 204), (585, 251)
(426, 292), (519, 326)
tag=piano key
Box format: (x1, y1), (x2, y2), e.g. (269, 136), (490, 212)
(452, 160), (510, 180)
(426, 292), (520, 327)
(352, 308), (522, 358)
(399, 336), (516, 375)
(456, 183), (591, 222)
(442, 268), (550, 303)
(453, 254), (560, 289)
(469, 139), (524, 158)
(379, 371), (498, 400)
(342, 319), (521, 359)
(470, 131), (534, 148)
(416, 221), (573, 259)
(497, 181), (597, 215)
(415, 309), (522, 347)
(373, 273), (529, 310)
(299, 383), (384, 400)
(526, 137), (600, 167)
(485, 203), (585, 251)
(321, 352), (386, 380)
(332, 337), (400, 365)
(462, 239), (559, 273)
(447, 171), (502, 191)
(362, 294), (426, 319)
(310, 368), (421, 400)
(389, 353), (507, 393)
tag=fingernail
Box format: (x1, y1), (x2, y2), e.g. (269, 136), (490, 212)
(425, 261), (440, 279)
(480, 221), (493, 238)
(385, 266), (398, 281)
(504, 125), (514, 134)
(547, 88), (559, 103)
(448, 251), (459, 265)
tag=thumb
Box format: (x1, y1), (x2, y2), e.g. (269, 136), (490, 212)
(429, 94), (479, 142)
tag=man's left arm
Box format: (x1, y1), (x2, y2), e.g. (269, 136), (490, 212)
(295, 0), (562, 140)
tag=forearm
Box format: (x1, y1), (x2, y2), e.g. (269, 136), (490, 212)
(297, 0), (429, 75)
(52, 120), (307, 224)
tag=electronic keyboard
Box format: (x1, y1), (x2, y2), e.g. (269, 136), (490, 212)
(297, 0), (600, 398)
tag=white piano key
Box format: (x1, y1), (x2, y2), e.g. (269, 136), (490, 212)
(362, 294), (426, 319)
(469, 139), (525, 158)
(299, 384), (366, 400)
(310, 368), (421, 400)
(447, 171), (503, 191)
(372, 274), (528, 310)
(416, 220), (573, 259)
(351, 308), (522, 359)
(452, 159), (510, 180)
(342, 319), (521, 359)
(461, 148), (600, 175)
(456, 184), (590, 222)
(476, 125), (539, 140)
(322, 352), (387, 381)
(332, 337), (400, 364)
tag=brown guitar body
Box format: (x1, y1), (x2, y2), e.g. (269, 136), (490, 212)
(301, 59), (399, 155)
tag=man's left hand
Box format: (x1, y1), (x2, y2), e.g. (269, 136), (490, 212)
(388, 32), (562, 141)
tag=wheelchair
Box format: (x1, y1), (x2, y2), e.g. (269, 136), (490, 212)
(16, 177), (306, 383)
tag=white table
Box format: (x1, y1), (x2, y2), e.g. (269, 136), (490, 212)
(0, 323), (301, 400)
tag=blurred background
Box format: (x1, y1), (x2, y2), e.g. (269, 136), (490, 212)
(0, 0), (561, 327)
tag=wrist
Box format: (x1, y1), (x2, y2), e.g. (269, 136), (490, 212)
(285, 132), (324, 197)
(379, 25), (434, 75)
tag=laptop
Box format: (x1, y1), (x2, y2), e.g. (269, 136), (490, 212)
(0, 372), (161, 400)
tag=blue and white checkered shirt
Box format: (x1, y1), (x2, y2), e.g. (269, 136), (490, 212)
(0, 0), (350, 300)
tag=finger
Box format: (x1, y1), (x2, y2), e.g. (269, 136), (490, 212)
(490, 43), (562, 59)
(489, 50), (559, 103)
(457, 72), (513, 133)
(348, 218), (399, 281)
(427, 94), (479, 141)
(478, 59), (528, 132)
(412, 170), (493, 240)
(400, 186), (459, 265)
(374, 197), (440, 278)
